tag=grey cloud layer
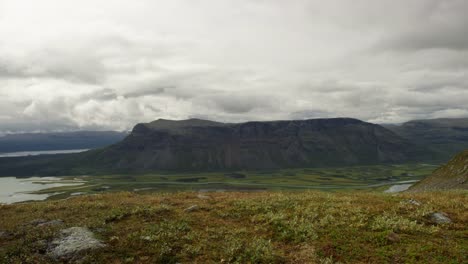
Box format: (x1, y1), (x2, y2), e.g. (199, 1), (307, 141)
(0, 0), (467, 133)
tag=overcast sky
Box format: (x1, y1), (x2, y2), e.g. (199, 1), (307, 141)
(0, 0), (467, 132)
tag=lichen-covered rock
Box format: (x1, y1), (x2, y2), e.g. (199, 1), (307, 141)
(48, 227), (105, 260)
(430, 212), (452, 224)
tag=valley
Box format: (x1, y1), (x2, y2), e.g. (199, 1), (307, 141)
(6, 163), (438, 203)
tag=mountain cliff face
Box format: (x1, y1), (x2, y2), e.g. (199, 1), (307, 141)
(409, 150), (468, 192)
(385, 118), (468, 161)
(75, 118), (427, 172)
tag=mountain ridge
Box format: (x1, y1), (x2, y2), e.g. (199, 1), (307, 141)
(0, 117), (436, 176)
(70, 117), (428, 173)
(384, 117), (468, 161)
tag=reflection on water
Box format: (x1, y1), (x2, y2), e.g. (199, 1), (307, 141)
(0, 149), (89, 158)
(384, 183), (413, 193)
(0, 177), (85, 204)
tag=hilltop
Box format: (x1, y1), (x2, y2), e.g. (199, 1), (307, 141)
(0, 191), (466, 263)
(409, 150), (468, 192)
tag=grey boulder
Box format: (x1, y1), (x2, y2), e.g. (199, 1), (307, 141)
(48, 227), (105, 260)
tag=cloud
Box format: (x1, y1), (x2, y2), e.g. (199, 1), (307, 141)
(373, 1), (468, 52)
(0, 0), (467, 132)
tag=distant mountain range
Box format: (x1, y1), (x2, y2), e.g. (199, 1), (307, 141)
(0, 131), (128, 153)
(409, 150), (468, 192)
(384, 118), (468, 161)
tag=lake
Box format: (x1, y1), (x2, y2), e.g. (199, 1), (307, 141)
(384, 183), (414, 193)
(0, 177), (85, 204)
(0, 149), (89, 158)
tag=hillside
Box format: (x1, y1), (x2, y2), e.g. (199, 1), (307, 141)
(0, 191), (466, 263)
(0, 118), (431, 176)
(409, 150), (468, 192)
(71, 118), (430, 172)
(0, 131), (128, 153)
(385, 118), (468, 161)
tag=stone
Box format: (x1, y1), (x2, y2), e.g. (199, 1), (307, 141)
(37, 219), (64, 227)
(430, 212), (452, 224)
(28, 219), (48, 226)
(48, 227), (106, 260)
(0, 230), (13, 240)
(197, 193), (211, 200)
(184, 205), (199, 212)
(407, 199), (421, 206)
(387, 232), (400, 243)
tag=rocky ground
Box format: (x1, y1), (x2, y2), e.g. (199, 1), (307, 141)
(0, 190), (466, 263)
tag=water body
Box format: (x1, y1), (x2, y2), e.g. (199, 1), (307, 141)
(384, 183), (414, 193)
(0, 177), (85, 204)
(0, 149), (89, 158)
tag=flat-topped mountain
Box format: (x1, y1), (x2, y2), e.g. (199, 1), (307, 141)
(0, 117), (433, 175)
(409, 150), (468, 192)
(67, 117), (428, 173)
(385, 118), (468, 161)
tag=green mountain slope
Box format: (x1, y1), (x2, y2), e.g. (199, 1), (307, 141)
(409, 150), (468, 192)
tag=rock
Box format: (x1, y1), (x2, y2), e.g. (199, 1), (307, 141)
(386, 232), (400, 243)
(27, 219), (64, 227)
(28, 219), (48, 226)
(407, 199), (421, 206)
(109, 236), (119, 245)
(141, 236), (153, 242)
(197, 193), (211, 200)
(430, 212), (452, 224)
(0, 230), (13, 240)
(48, 227), (106, 260)
(37, 219), (64, 227)
(184, 205), (199, 212)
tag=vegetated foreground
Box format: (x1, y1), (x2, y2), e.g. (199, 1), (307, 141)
(0, 191), (466, 264)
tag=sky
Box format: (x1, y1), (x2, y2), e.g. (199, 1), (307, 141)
(0, 0), (467, 133)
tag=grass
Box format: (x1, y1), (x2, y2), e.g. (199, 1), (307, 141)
(0, 190), (466, 263)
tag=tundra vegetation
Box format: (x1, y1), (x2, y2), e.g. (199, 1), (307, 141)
(0, 190), (466, 263)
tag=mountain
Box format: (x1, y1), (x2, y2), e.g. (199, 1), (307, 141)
(0, 118), (432, 175)
(409, 150), (468, 192)
(384, 118), (468, 161)
(0, 131), (128, 153)
(64, 117), (430, 172)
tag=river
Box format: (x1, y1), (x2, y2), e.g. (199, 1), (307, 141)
(0, 177), (85, 204)
(0, 149), (89, 158)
